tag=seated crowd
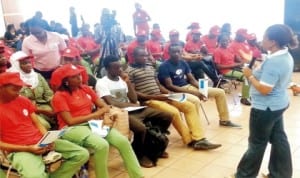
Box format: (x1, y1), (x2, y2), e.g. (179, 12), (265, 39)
(0, 7), (298, 178)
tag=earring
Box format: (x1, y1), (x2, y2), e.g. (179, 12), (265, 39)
(65, 81), (69, 86)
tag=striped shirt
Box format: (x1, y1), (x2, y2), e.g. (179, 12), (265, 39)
(128, 64), (161, 95)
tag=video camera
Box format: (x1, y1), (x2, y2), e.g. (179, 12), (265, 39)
(101, 9), (117, 33)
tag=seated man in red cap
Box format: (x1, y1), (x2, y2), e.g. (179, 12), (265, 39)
(146, 29), (164, 68)
(201, 25), (221, 55)
(184, 29), (221, 87)
(247, 33), (263, 61)
(127, 30), (154, 65)
(186, 22), (200, 42)
(0, 72), (89, 178)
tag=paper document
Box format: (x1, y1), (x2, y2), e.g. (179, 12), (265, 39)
(165, 93), (187, 103)
(38, 129), (66, 147)
(123, 106), (147, 112)
(88, 120), (110, 137)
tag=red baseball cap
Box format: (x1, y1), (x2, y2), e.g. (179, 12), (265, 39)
(0, 72), (30, 87)
(236, 28), (249, 39)
(150, 29), (162, 38)
(136, 30), (147, 36)
(247, 33), (257, 41)
(187, 22), (200, 29)
(50, 64), (84, 87)
(191, 29), (202, 35)
(169, 29), (179, 36)
(62, 47), (81, 58)
(210, 25), (220, 36)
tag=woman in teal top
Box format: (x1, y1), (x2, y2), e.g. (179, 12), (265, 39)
(234, 24), (297, 178)
(8, 51), (55, 129)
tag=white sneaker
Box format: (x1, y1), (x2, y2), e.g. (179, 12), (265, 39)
(43, 151), (62, 164)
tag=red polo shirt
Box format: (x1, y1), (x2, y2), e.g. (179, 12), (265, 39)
(0, 96), (42, 145)
(249, 45), (262, 59)
(185, 31), (192, 42)
(146, 40), (163, 60)
(127, 40), (151, 64)
(213, 47), (235, 74)
(184, 40), (204, 53)
(228, 41), (251, 60)
(52, 85), (98, 129)
(77, 36), (99, 51)
(201, 35), (218, 54)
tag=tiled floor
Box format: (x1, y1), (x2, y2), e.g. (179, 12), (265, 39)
(108, 72), (300, 178)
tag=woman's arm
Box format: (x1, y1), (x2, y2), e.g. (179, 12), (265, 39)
(243, 67), (273, 95)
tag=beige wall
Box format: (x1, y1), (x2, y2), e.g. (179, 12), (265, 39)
(1, 0), (24, 31)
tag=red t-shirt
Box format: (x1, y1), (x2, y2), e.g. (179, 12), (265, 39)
(184, 40), (204, 53)
(133, 10), (150, 33)
(185, 31), (192, 42)
(0, 96), (42, 145)
(213, 47), (236, 74)
(77, 36), (99, 51)
(249, 45), (262, 59)
(127, 40), (151, 64)
(52, 85), (98, 129)
(162, 41), (185, 60)
(228, 41), (251, 60)
(146, 40), (163, 60)
(201, 35), (218, 54)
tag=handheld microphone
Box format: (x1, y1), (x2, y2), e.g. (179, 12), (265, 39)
(248, 58), (256, 69)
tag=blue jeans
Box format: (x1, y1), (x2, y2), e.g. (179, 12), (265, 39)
(236, 107), (292, 178)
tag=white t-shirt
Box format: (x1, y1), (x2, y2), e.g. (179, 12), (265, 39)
(96, 76), (129, 103)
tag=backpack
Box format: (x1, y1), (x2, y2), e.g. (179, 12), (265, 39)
(143, 122), (169, 165)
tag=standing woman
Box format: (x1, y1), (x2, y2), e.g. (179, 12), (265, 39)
(234, 24), (296, 178)
(51, 64), (143, 178)
(22, 18), (66, 80)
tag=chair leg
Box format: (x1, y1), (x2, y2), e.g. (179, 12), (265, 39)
(199, 103), (210, 125)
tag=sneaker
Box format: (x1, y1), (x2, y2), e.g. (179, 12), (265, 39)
(219, 121), (242, 128)
(138, 156), (155, 168)
(192, 139), (222, 150)
(240, 98), (251, 106)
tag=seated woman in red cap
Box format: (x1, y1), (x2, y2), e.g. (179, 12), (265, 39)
(0, 72), (89, 178)
(50, 64), (143, 178)
(8, 51), (57, 129)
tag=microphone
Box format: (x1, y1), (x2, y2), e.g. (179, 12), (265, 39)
(248, 58), (256, 69)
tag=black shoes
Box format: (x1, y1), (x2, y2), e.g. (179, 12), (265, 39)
(240, 98), (251, 106)
(138, 156), (155, 168)
(188, 139), (222, 150)
(219, 121), (242, 128)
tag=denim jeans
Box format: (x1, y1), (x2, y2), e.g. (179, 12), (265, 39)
(236, 107), (292, 178)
